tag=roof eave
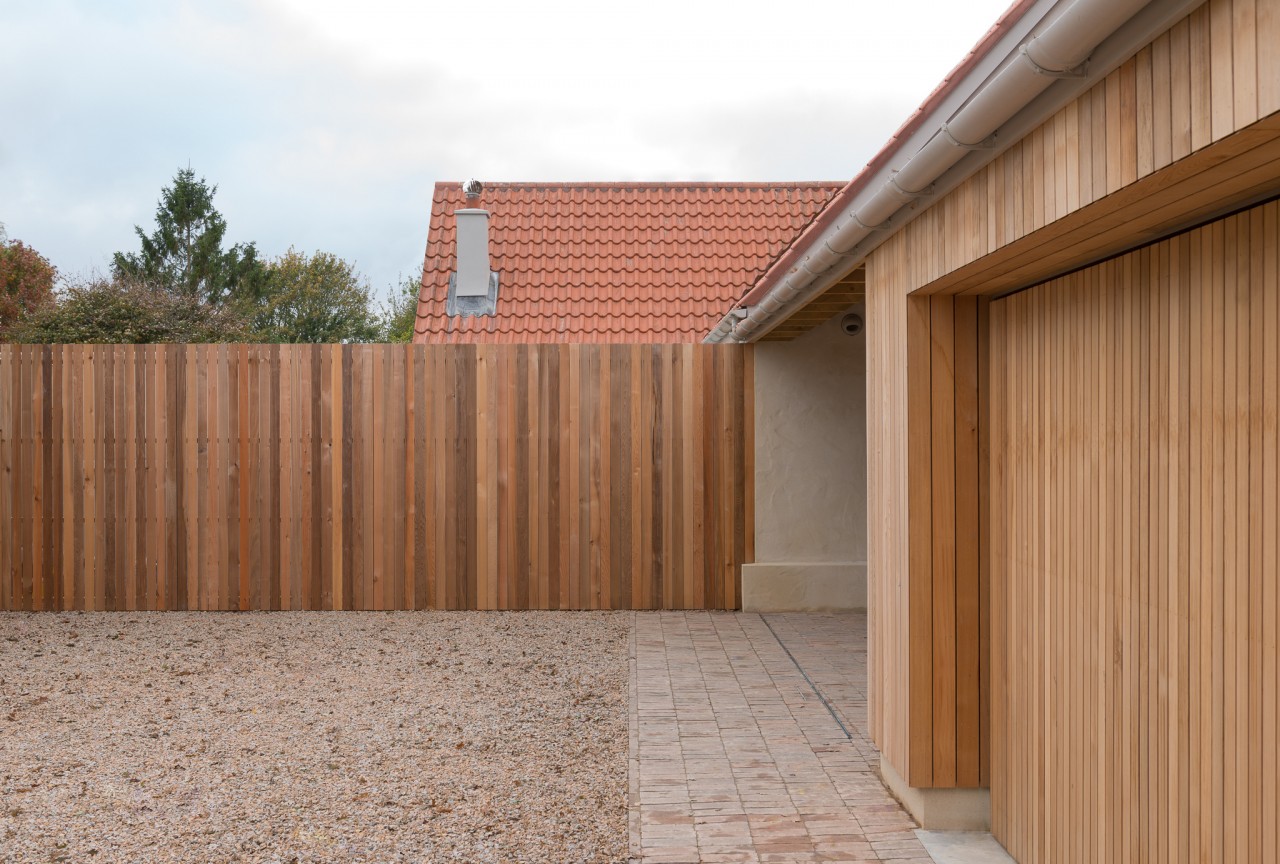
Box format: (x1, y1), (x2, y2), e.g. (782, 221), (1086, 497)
(706, 0), (1206, 343)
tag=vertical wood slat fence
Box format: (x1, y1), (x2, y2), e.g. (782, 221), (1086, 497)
(0, 344), (753, 612)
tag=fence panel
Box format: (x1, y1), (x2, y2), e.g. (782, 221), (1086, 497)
(0, 343), (753, 611)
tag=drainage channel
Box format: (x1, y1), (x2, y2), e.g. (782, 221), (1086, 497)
(758, 613), (853, 741)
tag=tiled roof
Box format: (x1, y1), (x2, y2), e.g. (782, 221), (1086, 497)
(413, 182), (843, 343)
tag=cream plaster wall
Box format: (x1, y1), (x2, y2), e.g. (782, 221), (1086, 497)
(742, 308), (867, 611)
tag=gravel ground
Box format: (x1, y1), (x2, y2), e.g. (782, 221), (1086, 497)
(0, 612), (631, 864)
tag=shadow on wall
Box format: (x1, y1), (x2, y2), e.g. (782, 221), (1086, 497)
(743, 307), (867, 612)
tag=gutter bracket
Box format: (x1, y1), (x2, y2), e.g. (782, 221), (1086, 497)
(822, 240), (864, 260)
(889, 172), (935, 199)
(941, 123), (998, 151)
(850, 212), (891, 231)
(1020, 45), (1090, 78)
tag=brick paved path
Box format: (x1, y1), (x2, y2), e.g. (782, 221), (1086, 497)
(630, 612), (934, 863)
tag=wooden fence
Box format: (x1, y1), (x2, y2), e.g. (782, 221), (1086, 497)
(0, 344), (753, 612)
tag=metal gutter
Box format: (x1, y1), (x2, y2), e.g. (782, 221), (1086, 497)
(706, 0), (1207, 343)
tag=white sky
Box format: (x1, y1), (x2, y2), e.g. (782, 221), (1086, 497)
(1, 0), (1014, 299)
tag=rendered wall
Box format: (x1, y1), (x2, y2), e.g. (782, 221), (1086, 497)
(743, 311), (867, 611)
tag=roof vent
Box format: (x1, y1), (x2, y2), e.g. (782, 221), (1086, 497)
(447, 208), (499, 316)
(463, 178), (483, 200)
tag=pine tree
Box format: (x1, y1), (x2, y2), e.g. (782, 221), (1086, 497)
(112, 168), (266, 304)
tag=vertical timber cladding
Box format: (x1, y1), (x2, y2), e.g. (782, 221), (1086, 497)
(867, 0), (1280, 797)
(988, 200), (1280, 863)
(867, 235), (988, 790)
(887, 0), (1280, 297)
(909, 295), (985, 790)
(0, 344), (753, 612)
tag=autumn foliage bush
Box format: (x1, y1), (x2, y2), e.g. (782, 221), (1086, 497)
(0, 239), (57, 335)
(7, 275), (248, 344)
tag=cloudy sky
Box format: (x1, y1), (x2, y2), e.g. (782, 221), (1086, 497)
(2, 0), (1013, 299)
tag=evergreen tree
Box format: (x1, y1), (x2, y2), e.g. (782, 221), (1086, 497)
(112, 168), (265, 304)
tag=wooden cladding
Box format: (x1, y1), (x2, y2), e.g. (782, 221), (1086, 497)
(866, 0), (1280, 800)
(867, 240), (988, 789)
(0, 344), (753, 612)
(866, 252), (910, 774)
(889, 0), (1280, 298)
(988, 201), (1280, 862)
(905, 296), (986, 789)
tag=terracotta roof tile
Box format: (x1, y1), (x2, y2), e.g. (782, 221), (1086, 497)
(413, 181), (842, 344)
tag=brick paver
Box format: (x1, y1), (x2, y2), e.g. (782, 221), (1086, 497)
(630, 611), (933, 863)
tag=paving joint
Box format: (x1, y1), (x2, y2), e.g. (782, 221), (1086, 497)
(758, 612), (853, 741)
(630, 611), (934, 863)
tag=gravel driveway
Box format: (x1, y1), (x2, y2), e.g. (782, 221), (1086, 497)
(0, 612), (630, 864)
